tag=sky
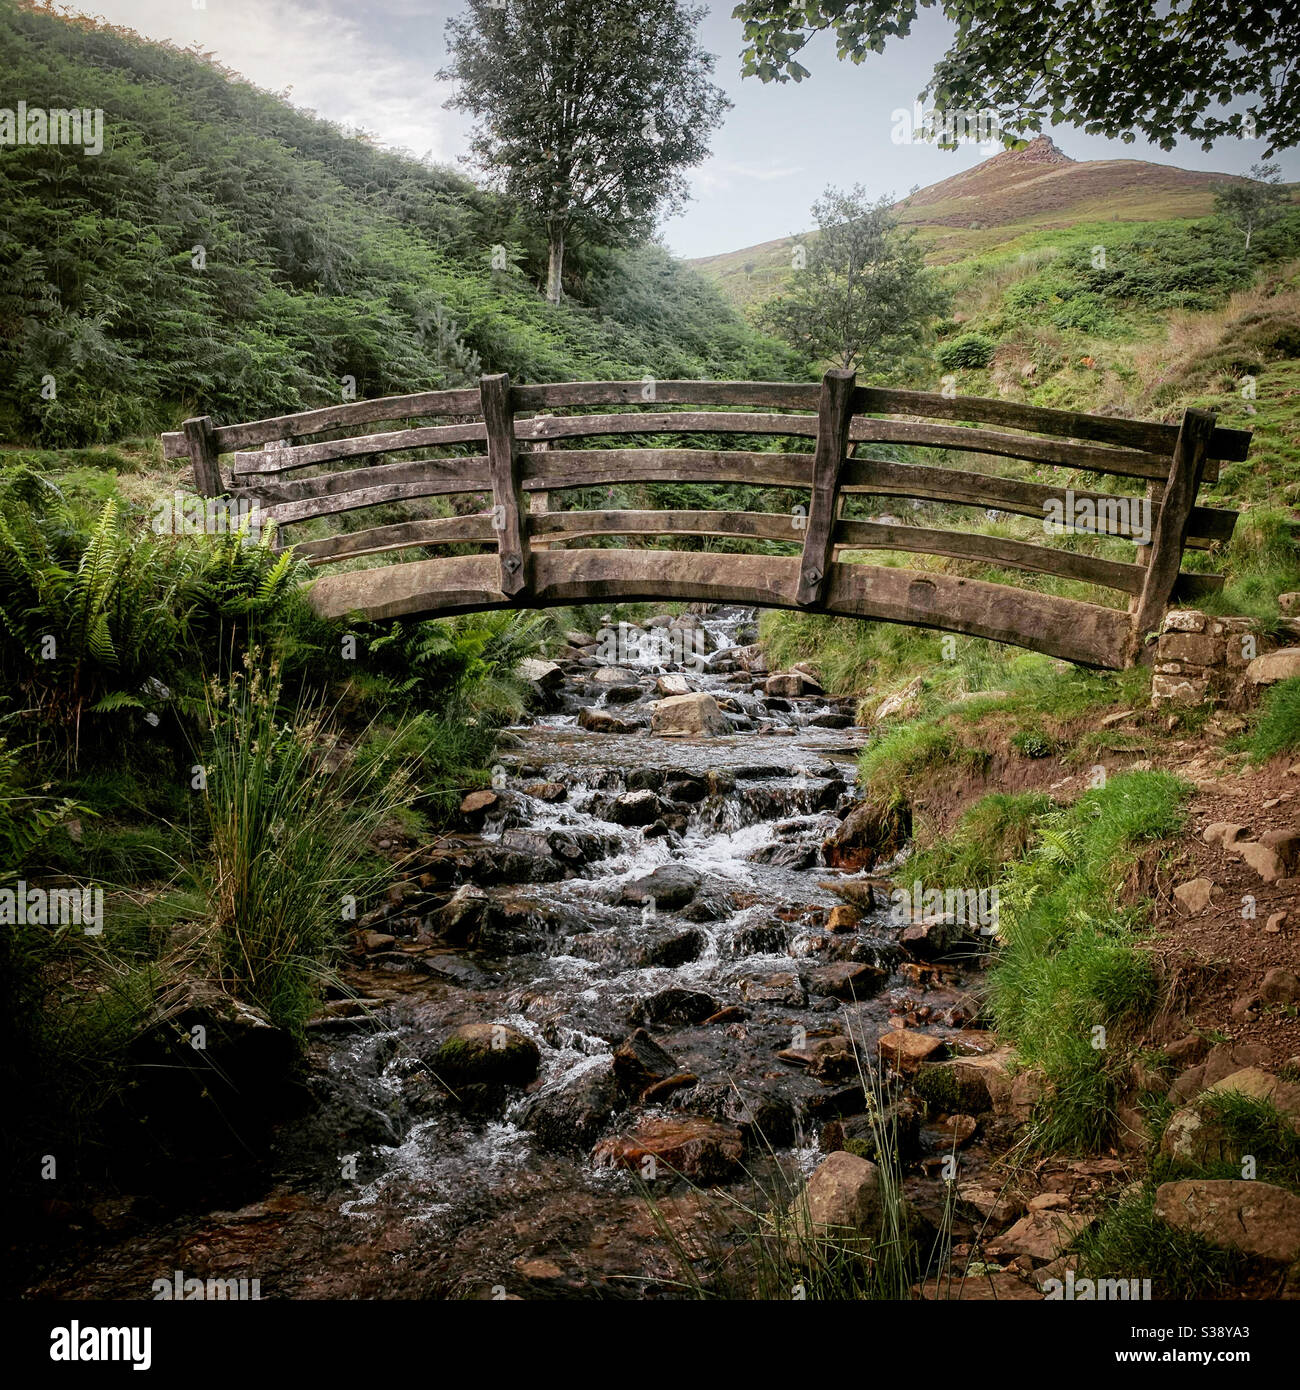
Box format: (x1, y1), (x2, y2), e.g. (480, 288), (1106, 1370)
(60, 0), (1300, 259)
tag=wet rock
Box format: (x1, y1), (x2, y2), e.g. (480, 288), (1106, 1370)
(826, 904), (860, 932)
(633, 988), (718, 1025)
(612, 1028), (682, 1095)
(766, 669), (824, 698)
(804, 961), (887, 1001)
(878, 1029), (947, 1074)
(655, 673), (691, 696)
(809, 712), (852, 729)
(426, 884), (489, 944)
(592, 665), (640, 685)
(460, 789), (502, 819)
(933, 1113), (978, 1148)
(1155, 1180), (1300, 1262)
(642, 1073), (699, 1106)
(523, 781), (567, 802)
(592, 1117), (744, 1185)
(739, 971), (807, 1006)
(577, 707), (640, 734)
(650, 692), (729, 737)
(603, 683), (643, 705)
(430, 1023), (540, 1087)
(726, 922), (788, 956)
(620, 863), (700, 910)
(821, 1101), (921, 1161)
(519, 1060), (623, 1151)
(638, 927), (706, 968)
(662, 773), (708, 803)
(785, 1151), (889, 1261)
(916, 1050), (1015, 1116)
(604, 790), (664, 826)
(824, 799), (909, 870)
(899, 913), (978, 961)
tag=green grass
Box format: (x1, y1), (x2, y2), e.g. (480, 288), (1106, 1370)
(905, 791), (1055, 889)
(1240, 676), (1300, 763)
(857, 724), (988, 809)
(1073, 1185), (1245, 1297)
(988, 770), (1190, 1152)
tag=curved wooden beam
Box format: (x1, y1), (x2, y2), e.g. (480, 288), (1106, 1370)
(306, 551), (1133, 669)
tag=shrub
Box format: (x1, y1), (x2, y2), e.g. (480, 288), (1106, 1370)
(935, 333), (996, 370)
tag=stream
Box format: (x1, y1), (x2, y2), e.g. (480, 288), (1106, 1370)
(28, 605), (996, 1300)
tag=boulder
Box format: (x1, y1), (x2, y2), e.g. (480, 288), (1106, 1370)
(1155, 1180), (1300, 1262)
(1246, 648), (1300, 685)
(1262, 967), (1300, 1003)
(1161, 1067), (1300, 1166)
(985, 1209), (1092, 1264)
(878, 1029), (946, 1074)
(655, 673), (691, 696)
(804, 961), (887, 1001)
(765, 672), (823, 698)
(638, 927), (706, 968)
(915, 1049), (1015, 1116)
(823, 799), (909, 871)
(739, 971), (806, 1006)
(1203, 822), (1249, 848)
(650, 692), (729, 737)
(518, 657), (563, 689)
(785, 1151), (889, 1261)
(577, 707), (639, 734)
(620, 863), (700, 910)
(430, 1022), (540, 1087)
(604, 790), (663, 826)
(632, 988), (718, 1025)
(592, 1117), (743, 1185)
(592, 665), (640, 685)
(519, 1059), (622, 1151)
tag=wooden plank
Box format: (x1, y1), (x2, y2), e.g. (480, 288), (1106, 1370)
(1131, 407), (1218, 654)
(243, 455), (488, 507)
(182, 416), (223, 497)
(229, 420), (488, 475)
(522, 448), (815, 491)
(262, 465), (488, 526)
(160, 387), (484, 459)
(841, 457), (1236, 546)
(510, 380), (821, 412)
(530, 509), (804, 544)
(481, 372), (529, 597)
(851, 386), (1251, 462)
(305, 550), (1133, 668)
(292, 515), (497, 565)
(511, 410), (1216, 483)
(797, 369), (856, 606)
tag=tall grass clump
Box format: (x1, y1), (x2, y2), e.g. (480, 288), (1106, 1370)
(988, 770), (1189, 1152)
(200, 655), (414, 1035)
(905, 791), (1054, 889)
(1241, 675), (1300, 763)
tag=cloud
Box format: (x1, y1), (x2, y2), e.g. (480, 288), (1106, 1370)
(63, 0), (468, 163)
(691, 159), (802, 194)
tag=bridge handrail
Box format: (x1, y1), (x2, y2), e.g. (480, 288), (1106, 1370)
(166, 371), (1249, 666)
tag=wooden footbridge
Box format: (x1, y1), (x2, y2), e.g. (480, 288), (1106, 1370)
(163, 373), (1250, 669)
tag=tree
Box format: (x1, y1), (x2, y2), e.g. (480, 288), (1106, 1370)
(732, 1), (1300, 154)
(759, 186), (949, 376)
(442, 0), (729, 303)
(1215, 163), (1289, 250)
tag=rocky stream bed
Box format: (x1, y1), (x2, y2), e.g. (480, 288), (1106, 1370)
(25, 605), (1127, 1301)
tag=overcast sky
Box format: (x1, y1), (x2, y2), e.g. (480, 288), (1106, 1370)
(65, 0), (1300, 259)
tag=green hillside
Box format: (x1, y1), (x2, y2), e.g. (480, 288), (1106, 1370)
(0, 0), (803, 449)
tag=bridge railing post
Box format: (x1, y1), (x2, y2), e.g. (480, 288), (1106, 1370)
(1129, 406), (1215, 660)
(183, 415), (223, 497)
(480, 372), (531, 598)
(795, 368), (856, 607)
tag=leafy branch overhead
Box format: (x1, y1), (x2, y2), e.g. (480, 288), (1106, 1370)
(733, 0), (1300, 153)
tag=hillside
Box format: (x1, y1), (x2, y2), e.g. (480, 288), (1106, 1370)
(0, 0), (803, 449)
(692, 136), (1257, 307)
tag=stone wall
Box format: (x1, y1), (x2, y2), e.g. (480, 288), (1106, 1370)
(1150, 608), (1300, 709)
